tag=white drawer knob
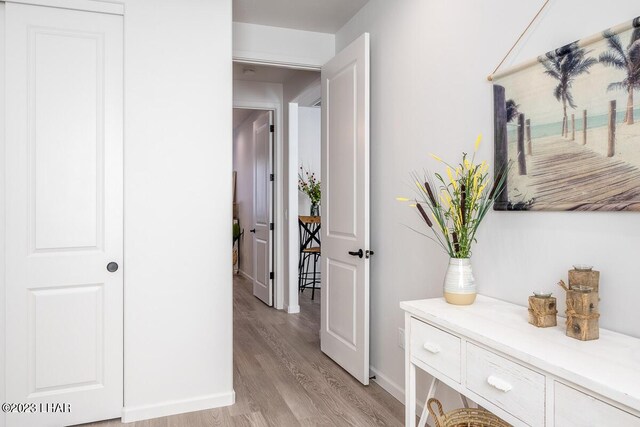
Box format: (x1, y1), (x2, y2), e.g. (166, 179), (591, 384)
(423, 342), (441, 354)
(487, 375), (512, 392)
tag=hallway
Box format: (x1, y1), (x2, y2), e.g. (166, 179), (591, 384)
(85, 276), (403, 426)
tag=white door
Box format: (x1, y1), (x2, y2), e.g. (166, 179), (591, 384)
(4, 3), (123, 426)
(320, 33), (371, 385)
(252, 112), (274, 305)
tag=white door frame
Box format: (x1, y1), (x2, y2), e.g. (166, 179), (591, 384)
(0, 2), (6, 413)
(233, 101), (283, 310)
(233, 63), (320, 314)
(286, 80), (321, 314)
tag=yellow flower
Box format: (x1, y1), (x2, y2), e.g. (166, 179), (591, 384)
(440, 192), (452, 209)
(446, 168), (458, 191)
(409, 204), (417, 208)
(475, 134), (482, 151)
(433, 215), (444, 232)
(464, 159), (472, 170)
(415, 181), (425, 191)
(430, 153), (443, 162)
(396, 197), (410, 202)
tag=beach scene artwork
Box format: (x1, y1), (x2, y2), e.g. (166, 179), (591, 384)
(493, 17), (640, 211)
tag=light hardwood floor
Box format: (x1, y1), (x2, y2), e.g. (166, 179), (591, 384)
(84, 275), (404, 426)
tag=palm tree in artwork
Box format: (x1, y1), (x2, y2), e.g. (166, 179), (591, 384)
(540, 43), (598, 137)
(506, 99), (520, 123)
(599, 29), (640, 125)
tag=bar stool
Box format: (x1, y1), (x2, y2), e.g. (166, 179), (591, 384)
(298, 216), (321, 300)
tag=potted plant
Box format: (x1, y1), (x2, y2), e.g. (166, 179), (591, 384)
(398, 135), (508, 305)
(298, 167), (321, 216)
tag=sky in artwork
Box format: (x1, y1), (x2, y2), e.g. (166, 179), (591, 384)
(495, 25), (638, 127)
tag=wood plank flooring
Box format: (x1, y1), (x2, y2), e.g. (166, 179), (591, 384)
(527, 138), (640, 210)
(83, 275), (403, 427)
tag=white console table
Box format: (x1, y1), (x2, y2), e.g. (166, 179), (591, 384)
(401, 295), (640, 427)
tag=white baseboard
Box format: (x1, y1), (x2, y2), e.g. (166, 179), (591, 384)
(237, 269), (254, 282)
(121, 390), (235, 423)
(285, 304), (300, 314)
(369, 366), (425, 417)
(369, 366), (405, 403)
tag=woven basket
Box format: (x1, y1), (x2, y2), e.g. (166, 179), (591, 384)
(427, 398), (511, 427)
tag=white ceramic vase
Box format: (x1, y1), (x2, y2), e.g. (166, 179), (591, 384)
(443, 258), (477, 305)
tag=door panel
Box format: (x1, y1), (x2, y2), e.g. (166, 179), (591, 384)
(326, 260), (357, 348)
(326, 65), (357, 238)
(5, 3), (123, 426)
(33, 28), (102, 251)
(252, 112), (273, 305)
(31, 284), (104, 392)
(320, 33), (370, 385)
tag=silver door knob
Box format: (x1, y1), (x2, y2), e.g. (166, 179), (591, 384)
(107, 262), (119, 272)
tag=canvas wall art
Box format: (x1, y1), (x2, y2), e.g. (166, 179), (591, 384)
(493, 17), (640, 211)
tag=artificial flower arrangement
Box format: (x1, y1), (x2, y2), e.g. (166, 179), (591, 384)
(398, 135), (508, 258)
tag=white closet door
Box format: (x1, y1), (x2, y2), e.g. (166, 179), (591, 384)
(4, 3), (123, 426)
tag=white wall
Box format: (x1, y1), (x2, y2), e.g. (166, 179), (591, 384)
(297, 107), (321, 215)
(233, 22), (334, 68)
(123, 0), (233, 421)
(234, 111), (269, 279)
(234, 80), (283, 108)
(336, 0), (640, 408)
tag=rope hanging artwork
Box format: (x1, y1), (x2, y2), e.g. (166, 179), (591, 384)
(487, 0), (551, 81)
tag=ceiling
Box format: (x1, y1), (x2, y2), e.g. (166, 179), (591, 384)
(233, 0), (369, 34)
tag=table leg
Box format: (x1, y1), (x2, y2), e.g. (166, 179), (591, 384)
(405, 314), (416, 427)
(405, 363), (416, 426)
(417, 377), (439, 427)
(460, 394), (470, 408)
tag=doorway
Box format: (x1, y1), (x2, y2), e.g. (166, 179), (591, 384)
(233, 61), (321, 314)
(232, 32), (371, 387)
(233, 108), (275, 306)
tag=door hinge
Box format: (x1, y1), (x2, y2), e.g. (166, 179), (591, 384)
(270, 272), (274, 280)
(270, 124), (275, 133)
(270, 173), (274, 182)
(269, 222), (274, 231)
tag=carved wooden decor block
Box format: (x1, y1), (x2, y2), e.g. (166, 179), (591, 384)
(528, 296), (557, 328)
(566, 316), (600, 341)
(566, 290), (599, 315)
(565, 289), (600, 341)
(568, 270), (600, 292)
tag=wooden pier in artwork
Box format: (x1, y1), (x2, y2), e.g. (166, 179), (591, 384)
(524, 138), (640, 211)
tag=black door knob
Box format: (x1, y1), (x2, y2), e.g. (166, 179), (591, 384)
(249, 229), (256, 233)
(107, 262), (119, 272)
(348, 249), (364, 258)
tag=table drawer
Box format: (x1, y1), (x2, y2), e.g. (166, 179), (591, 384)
(410, 317), (461, 383)
(555, 382), (640, 426)
(466, 343), (545, 426)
